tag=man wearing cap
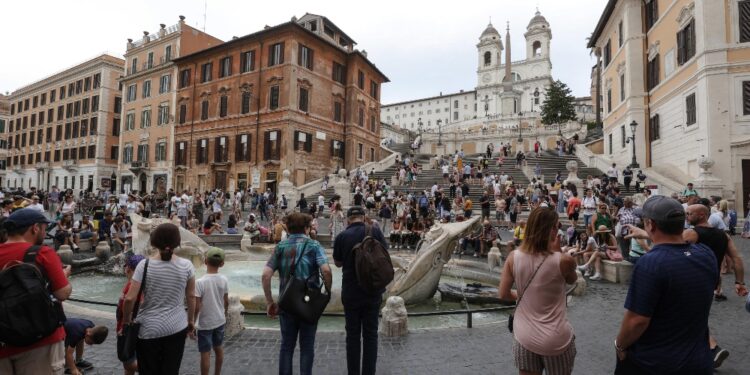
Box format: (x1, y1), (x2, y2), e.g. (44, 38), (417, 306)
(0, 209), (72, 374)
(615, 196), (718, 374)
(333, 206), (388, 375)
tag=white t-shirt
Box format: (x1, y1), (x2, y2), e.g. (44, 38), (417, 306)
(441, 165), (449, 174)
(195, 273), (229, 330)
(318, 196), (325, 206)
(119, 193), (129, 206)
(28, 203), (45, 213)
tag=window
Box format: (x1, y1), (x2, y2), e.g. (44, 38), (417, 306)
(36, 129), (43, 144)
(293, 131), (313, 152)
(75, 80), (82, 94)
(370, 81), (378, 99)
(608, 134), (613, 154)
(621, 125), (626, 148)
(46, 127), (52, 142)
(146, 52), (154, 69)
(454, 100), (459, 109)
(142, 80), (151, 99)
(179, 104), (187, 124)
(299, 87), (309, 112)
(29, 131), (34, 146)
(331, 140), (344, 158)
(84, 77), (91, 92)
(57, 105), (63, 119)
(677, 19), (696, 65)
(165, 45), (172, 61)
(82, 98), (89, 115)
(357, 143), (363, 160)
(55, 125), (62, 141)
(298, 45), (313, 70)
(357, 70), (365, 89)
(240, 50), (256, 73)
(201, 100), (209, 120)
(649, 114), (660, 141)
(112, 118), (120, 136)
(50, 89), (56, 103)
(453, 111), (458, 120)
(21, 133), (26, 147)
(686, 92), (696, 126)
(603, 40), (611, 66)
(64, 123), (70, 139)
(175, 141), (187, 165)
(201, 62), (213, 83)
(90, 117), (98, 135)
(370, 116), (377, 132)
(122, 144), (133, 163)
(370, 147), (375, 162)
(334, 101), (343, 122)
(241, 91), (251, 114)
(73, 101), (80, 117)
(79, 120), (87, 137)
(40, 93), (46, 106)
(159, 74), (171, 94)
(647, 54), (660, 90)
(91, 95), (99, 112)
(32, 96), (38, 108)
(484, 51), (491, 66)
(60, 86), (66, 99)
(269, 86), (280, 110)
(646, 0), (659, 30)
(219, 96), (228, 117)
(140, 108), (151, 128)
(358, 108), (364, 127)
(155, 140), (167, 161)
(743, 81), (750, 115)
(264, 130), (281, 160)
(126, 111), (135, 130)
(196, 139), (208, 164)
(607, 89), (612, 112)
(48, 108), (54, 122)
(618, 21), (623, 47)
(179, 69), (191, 88)
(268, 43), (285, 66)
(127, 84), (137, 102)
(93, 73), (101, 89)
(88, 145), (95, 159)
(219, 57), (232, 78)
(110, 146), (118, 161)
(741, 0), (750, 42)
(332, 62), (346, 84)
(235, 134), (251, 161)
(620, 74), (625, 101)
(136, 143), (148, 162)
(158, 103), (169, 125)
(114, 97), (121, 113)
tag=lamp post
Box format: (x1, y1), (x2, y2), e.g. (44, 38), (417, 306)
(437, 119), (443, 146)
(517, 112), (524, 142)
(626, 120), (640, 168)
(557, 111), (563, 136)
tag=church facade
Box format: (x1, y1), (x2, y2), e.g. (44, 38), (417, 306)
(381, 11), (554, 132)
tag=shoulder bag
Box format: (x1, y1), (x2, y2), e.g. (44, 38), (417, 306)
(508, 254), (548, 333)
(117, 259), (148, 362)
(278, 241), (331, 324)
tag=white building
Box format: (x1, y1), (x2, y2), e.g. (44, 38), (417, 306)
(381, 11), (555, 132)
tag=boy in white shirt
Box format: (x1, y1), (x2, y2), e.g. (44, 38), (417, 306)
(194, 247), (229, 375)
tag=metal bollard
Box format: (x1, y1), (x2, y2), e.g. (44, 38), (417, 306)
(467, 311), (473, 328)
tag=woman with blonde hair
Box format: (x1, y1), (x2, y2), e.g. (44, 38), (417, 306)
(499, 208), (578, 375)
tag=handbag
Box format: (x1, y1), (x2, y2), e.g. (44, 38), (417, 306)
(117, 259), (148, 362)
(606, 248), (624, 262)
(508, 255), (548, 333)
(278, 241), (331, 324)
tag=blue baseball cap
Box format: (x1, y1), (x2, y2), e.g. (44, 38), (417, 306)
(4, 208), (52, 229)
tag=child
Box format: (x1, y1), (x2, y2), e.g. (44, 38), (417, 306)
(64, 318), (109, 375)
(194, 247), (229, 375)
(116, 255), (144, 375)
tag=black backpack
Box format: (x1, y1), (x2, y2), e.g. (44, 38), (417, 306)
(352, 225), (394, 294)
(0, 245), (66, 347)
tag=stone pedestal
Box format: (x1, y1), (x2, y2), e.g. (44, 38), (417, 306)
(564, 160), (583, 190)
(78, 239), (93, 252)
(225, 295), (244, 338)
(380, 296), (408, 337)
(95, 241), (111, 261)
(57, 245), (73, 265)
(334, 169), (352, 207)
(695, 156), (725, 199)
(278, 170), (299, 210)
(487, 245), (502, 272)
(240, 233), (253, 252)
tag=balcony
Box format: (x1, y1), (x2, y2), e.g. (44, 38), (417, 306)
(129, 160), (149, 173)
(62, 159), (78, 170)
(35, 162), (49, 170)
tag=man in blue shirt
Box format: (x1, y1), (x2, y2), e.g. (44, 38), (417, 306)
(615, 196), (717, 374)
(334, 206), (388, 375)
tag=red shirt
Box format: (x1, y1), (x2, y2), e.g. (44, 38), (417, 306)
(567, 197), (582, 216)
(0, 242), (69, 358)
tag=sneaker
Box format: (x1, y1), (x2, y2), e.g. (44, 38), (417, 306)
(712, 346), (729, 368)
(576, 265), (587, 272)
(714, 294), (728, 302)
(76, 359), (93, 369)
(584, 269), (591, 277)
(589, 273), (602, 281)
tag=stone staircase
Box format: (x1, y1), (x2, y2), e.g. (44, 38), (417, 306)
(530, 150), (637, 196)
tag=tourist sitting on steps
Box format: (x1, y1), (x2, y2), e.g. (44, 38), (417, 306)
(577, 225), (620, 280)
(243, 214), (260, 241)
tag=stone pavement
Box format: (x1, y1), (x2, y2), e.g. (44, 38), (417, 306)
(69, 240), (750, 375)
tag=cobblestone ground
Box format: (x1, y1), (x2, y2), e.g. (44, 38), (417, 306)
(71, 239), (750, 375)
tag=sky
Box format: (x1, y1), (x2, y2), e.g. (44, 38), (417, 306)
(0, 0), (606, 104)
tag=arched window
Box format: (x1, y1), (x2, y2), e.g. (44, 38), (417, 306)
(484, 51), (491, 66)
(532, 41), (542, 56)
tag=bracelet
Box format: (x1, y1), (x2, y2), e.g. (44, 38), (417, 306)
(735, 281), (745, 285)
(614, 339), (625, 353)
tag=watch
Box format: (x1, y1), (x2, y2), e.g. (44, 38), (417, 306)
(735, 281), (745, 285)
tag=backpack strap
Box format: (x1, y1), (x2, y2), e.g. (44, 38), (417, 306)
(132, 259), (149, 320)
(365, 223), (372, 238)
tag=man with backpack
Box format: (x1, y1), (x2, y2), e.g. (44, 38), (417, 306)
(333, 206), (392, 375)
(0, 209), (72, 374)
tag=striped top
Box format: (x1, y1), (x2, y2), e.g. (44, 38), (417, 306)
(132, 256), (195, 339)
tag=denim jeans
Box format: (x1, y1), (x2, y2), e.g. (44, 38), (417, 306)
(279, 312), (317, 375)
(343, 295), (381, 375)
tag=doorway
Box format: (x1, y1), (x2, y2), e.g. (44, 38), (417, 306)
(139, 174), (147, 194)
(214, 171), (227, 191)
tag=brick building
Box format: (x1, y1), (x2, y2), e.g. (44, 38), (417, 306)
(5, 54), (124, 193)
(117, 16), (222, 194)
(172, 14), (388, 193)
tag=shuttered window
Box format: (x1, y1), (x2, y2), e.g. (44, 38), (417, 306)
(293, 131), (312, 152)
(241, 92), (251, 114)
(264, 131), (281, 160)
(331, 140), (344, 158)
(235, 134), (251, 162)
(741, 0), (750, 42)
(647, 54), (660, 90)
(219, 96), (228, 117)
(268, 43), (285, 66)
(677, 19), (696, 65)
(299, 88), (309, 112)
(214, 137), (228, 162)
(649, 114), (660, 141)
(686, 93), (697, 126)
(743, 81), (750, 116)
(645, 0), (658, 30)
(298, 45), (313, 70)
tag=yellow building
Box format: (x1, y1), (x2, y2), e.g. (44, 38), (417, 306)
(589, 0), (750, 210)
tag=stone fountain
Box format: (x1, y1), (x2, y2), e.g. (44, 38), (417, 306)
(130, 213), (211, 267)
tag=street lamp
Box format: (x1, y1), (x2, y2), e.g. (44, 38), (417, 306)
(557, 111), (563, 136)
(437, 119), (443, 146)
(517, 112), (524, 142)
(626, 120), (640, 168)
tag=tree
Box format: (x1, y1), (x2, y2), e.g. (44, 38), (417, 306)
(540, 80), (578, 125)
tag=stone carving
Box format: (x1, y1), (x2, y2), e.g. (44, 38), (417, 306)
(697, 155), (715, 179)
(224, 295), (244, 338)
(130, 214), (210, 257)
(487, 244), (502, 272)
(95, 241), (111, 261)
(277, 169), (298, 210)
(334, 168), (352, 207)
(380, 296), (408, 337)
(57, 245), (73, 266)
(565, 160), (582, 187)
(387, 216), (480, 304)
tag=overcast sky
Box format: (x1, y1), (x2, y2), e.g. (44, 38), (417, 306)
(1, 0), (606, 103)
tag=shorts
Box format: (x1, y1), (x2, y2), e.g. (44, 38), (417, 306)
(463, 174), (470, 180)
(513, 336), (576, 375)
(568, 212), (579, 221)
(510, 212), (518, 224)
(496, 211), (507, 221)
(117, 334), (137, 364)
(197, 324), (225, 353)
(443, 173), (449, 178)
(79, 231), (94, 239)
(203, 228), (212, 235)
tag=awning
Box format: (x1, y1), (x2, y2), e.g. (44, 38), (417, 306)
(262, 179), (276, 183)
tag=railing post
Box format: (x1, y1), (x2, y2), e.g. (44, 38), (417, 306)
(467, 311), (473, 328)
